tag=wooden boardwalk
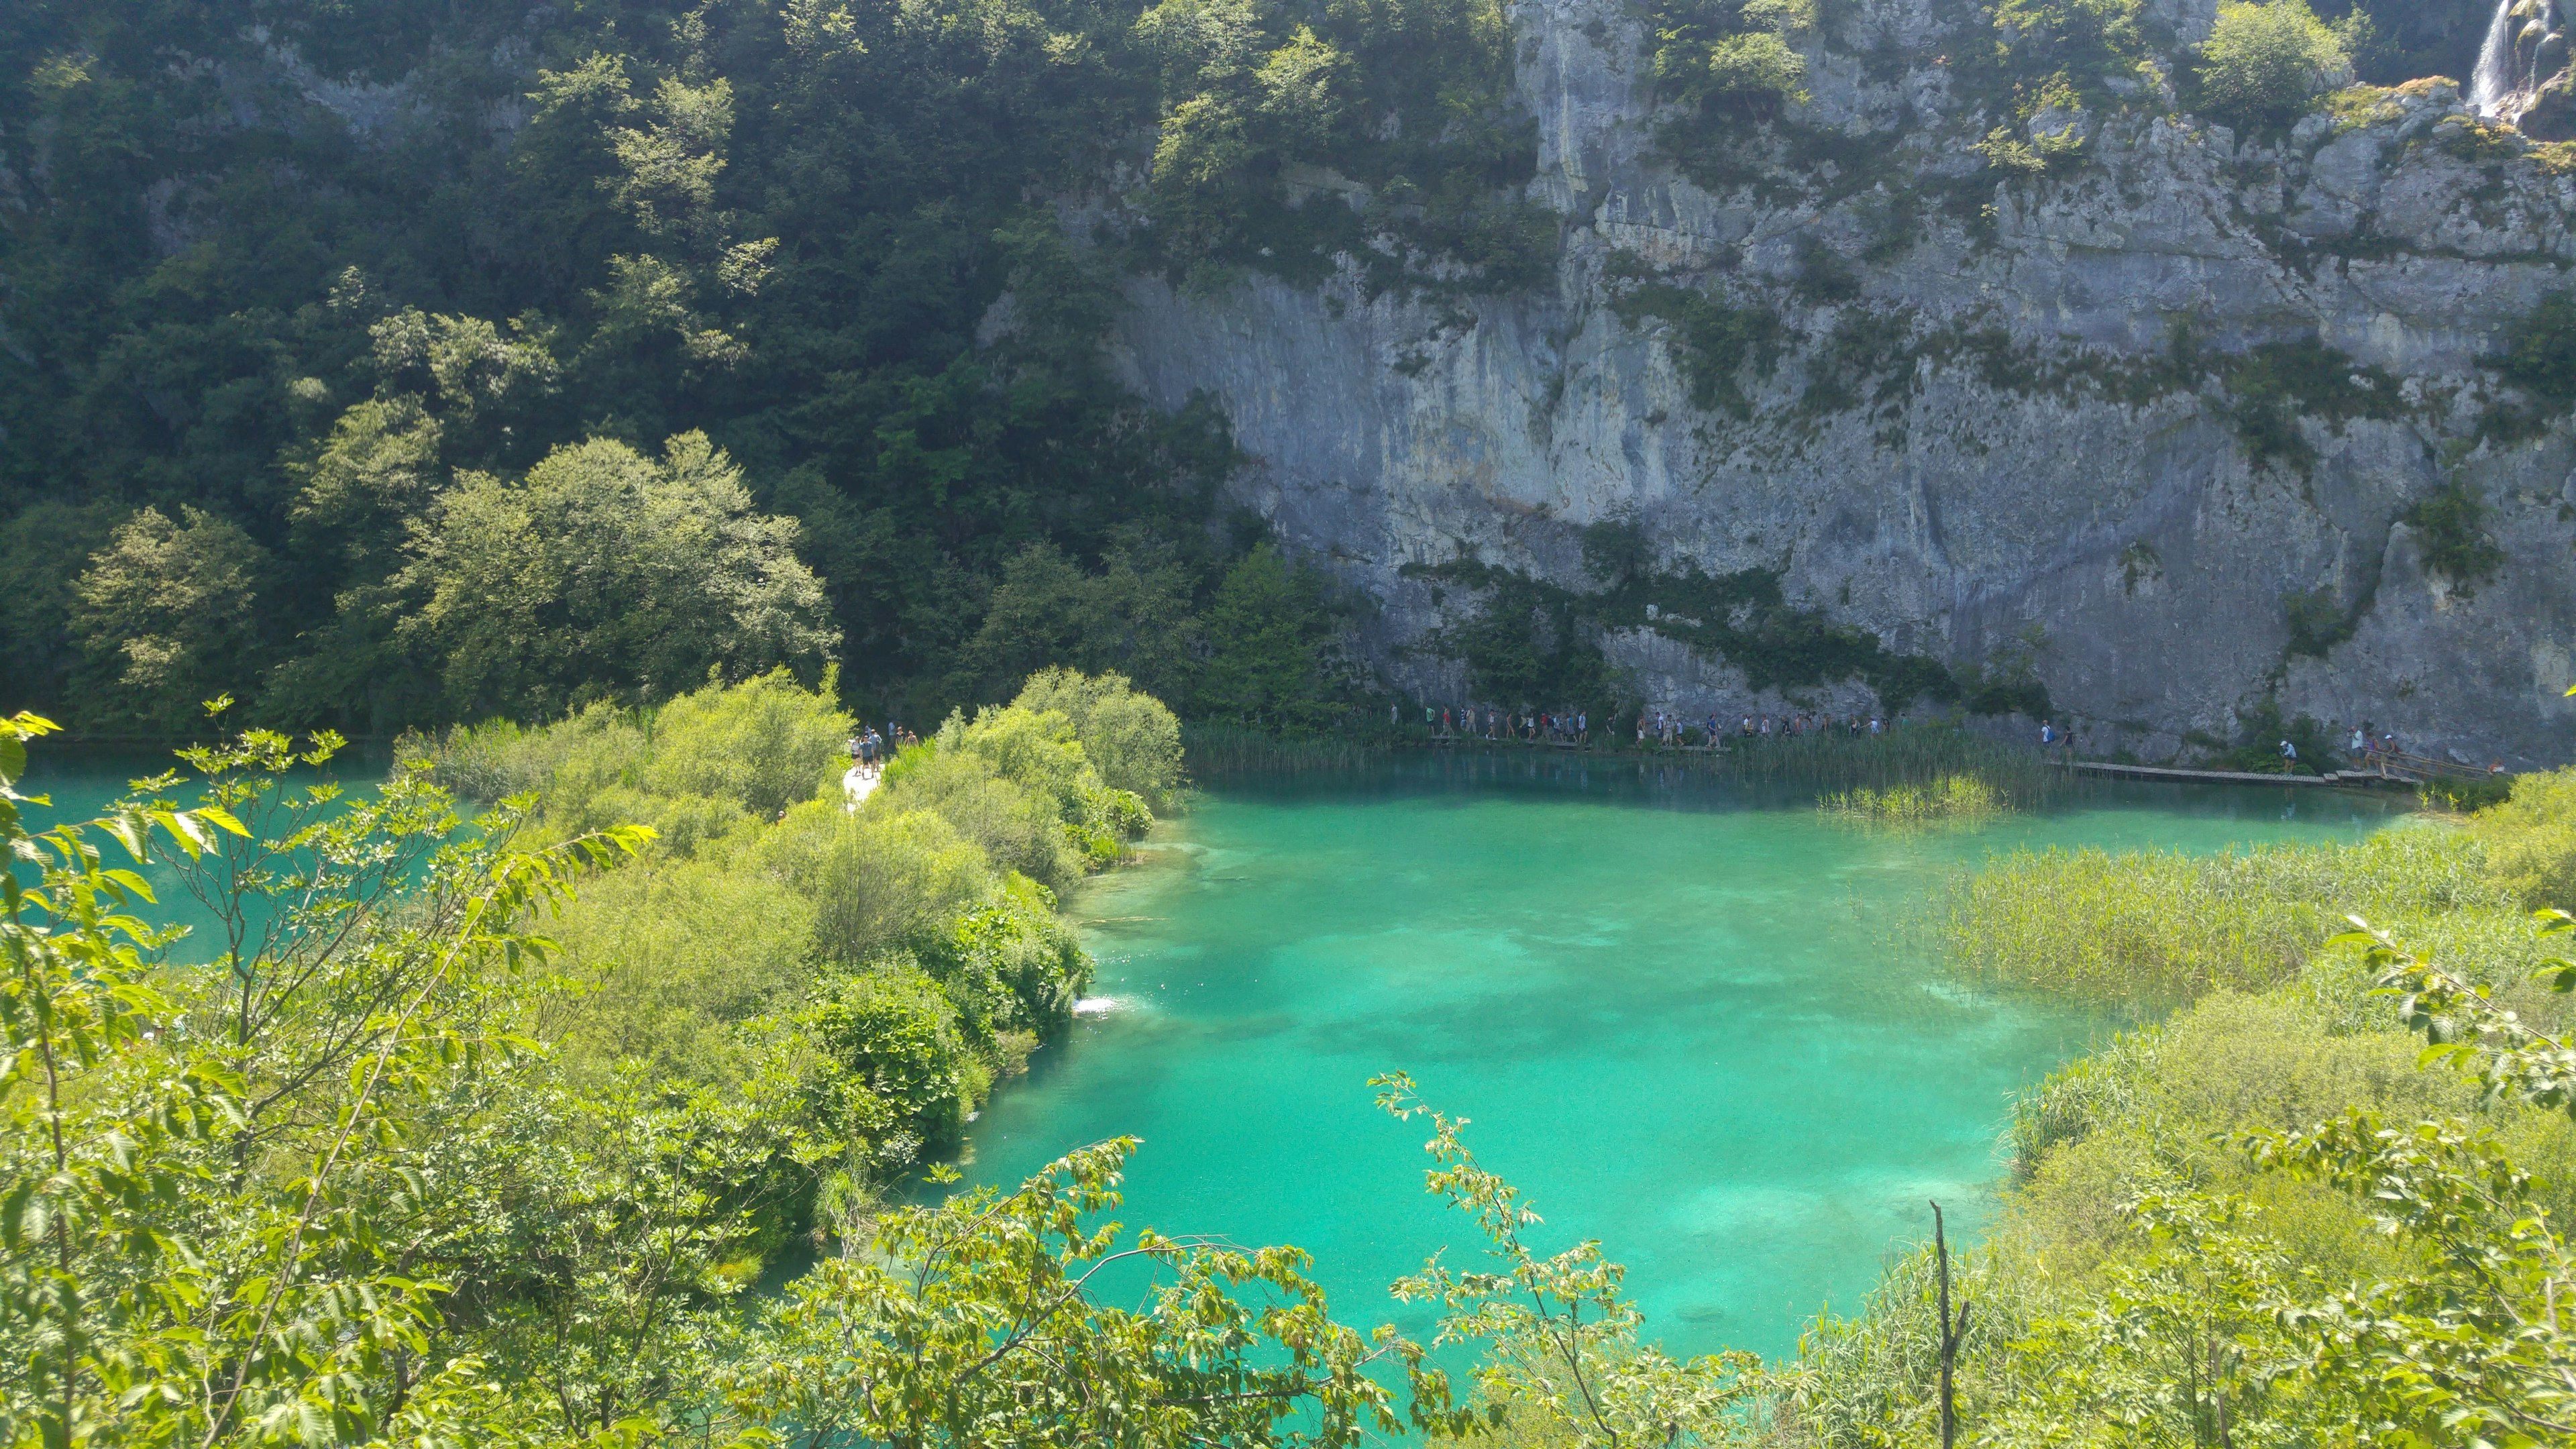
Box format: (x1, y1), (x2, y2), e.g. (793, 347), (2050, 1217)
(2070, 760), (2333, 787)
(2071, 753), (2504, 789)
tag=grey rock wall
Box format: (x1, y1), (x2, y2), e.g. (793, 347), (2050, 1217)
(1107, 0), (2576, 766)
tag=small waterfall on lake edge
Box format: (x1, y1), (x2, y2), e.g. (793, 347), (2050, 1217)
(2477, 0), (2522, 116)
(2475, 0), (2576, 123)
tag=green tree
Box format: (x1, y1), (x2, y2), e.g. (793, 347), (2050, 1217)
(1012, 666), (1188, 808)
(285, 395), (446, 586)
(0, 710), (654, 1446)
(726, 1138), (1456, 1447)
(1197, 543), (1340, 731)
(951, 542), (1201, 708)
(69, 505), (267, 733)
(1375, 1075), (1762, 1443)
(0, 501), (119, 714)
(2194, 0), (2353, 132)
(392, 432), (838, 721)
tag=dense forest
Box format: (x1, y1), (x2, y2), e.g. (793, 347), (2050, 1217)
(0, 0), (1548, 735)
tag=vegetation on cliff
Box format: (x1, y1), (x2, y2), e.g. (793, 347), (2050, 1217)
(0, 0), (1513, 737)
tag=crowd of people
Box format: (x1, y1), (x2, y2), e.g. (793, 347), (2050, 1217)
(1407, 703), (1922, 751)
(846, 721), (921, 779)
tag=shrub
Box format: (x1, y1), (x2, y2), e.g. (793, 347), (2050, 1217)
(2496, 290), (2576, 413)
(2193, 0), (2352, 132)
(918, 874), (1092, 1038)
(798, 963), (978, 1153)
(2402, 480), (2506, 595)
(1703, 31), (1809, 107)
(873, 743), (1084, 892)
(1612, 284), (1784, 419)
(2467, 766), (2576, 912)
(1013, 667), (1187, 808)
(542, 851), (821, 1085)
(1990, 0), (2151, 96)
(1648, 0), (1813, 114)
(763, 802), (1002, 963)
(643, 667), (851, 820)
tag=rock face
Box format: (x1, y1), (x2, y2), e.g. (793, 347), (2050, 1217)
(1108, 0), (2576, 766)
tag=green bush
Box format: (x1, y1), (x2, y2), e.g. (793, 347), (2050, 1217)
(762, 802), (1002, 963)
(2496, 290), (2576, 413)
(1649, 0), (1815, 114)
(2467, 766), (2576, 912)
(798, 963), (979, 1155)
(1989, 0), (2153, 99)
(1611, 284), (1784, 419)
(918, 873), (1093, 1037)
(2193, 0), (2352, 132)
(2402, 479), (2507, 595)
(1012, 666), (1188, 808)
(642, 667), (851, 820)
(542, 851), (821, 1085)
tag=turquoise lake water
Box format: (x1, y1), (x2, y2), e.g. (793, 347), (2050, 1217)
(951, 753), (2404, 1361)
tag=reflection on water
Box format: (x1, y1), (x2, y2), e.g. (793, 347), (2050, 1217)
(950, 756), (2402, 1360)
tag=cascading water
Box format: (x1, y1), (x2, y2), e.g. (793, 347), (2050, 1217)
(2477, 0), (2522, 116)
(2477, 0), (2575, 120)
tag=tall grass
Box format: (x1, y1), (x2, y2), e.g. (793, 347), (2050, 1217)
(1772, 1230), (2052, 1448)
(1941, 828), (2519, 1010)
(1709, 725), (2067, 807)
(1179, 722), (1389, 777)
(1819, 774), (2002, 826)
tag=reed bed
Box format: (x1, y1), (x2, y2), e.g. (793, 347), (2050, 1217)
(1819, 773), (2003, 826)
(1940, 828), (2516, 1010)
(1707, 725), (2067, 808)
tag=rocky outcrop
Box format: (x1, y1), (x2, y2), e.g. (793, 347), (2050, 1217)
(1108, 0), (2576, 765)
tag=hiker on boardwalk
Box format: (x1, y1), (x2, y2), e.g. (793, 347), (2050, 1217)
(2279, 738), (2298, 773)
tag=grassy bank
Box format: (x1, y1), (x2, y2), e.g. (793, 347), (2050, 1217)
(1772, 771), (2576, 1445)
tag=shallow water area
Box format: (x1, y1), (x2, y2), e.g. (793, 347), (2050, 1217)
(950, 752), (2404, 1360)
(13, 743), (404, 945)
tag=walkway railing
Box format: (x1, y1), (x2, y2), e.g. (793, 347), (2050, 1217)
(2352, 748), (2500, 786)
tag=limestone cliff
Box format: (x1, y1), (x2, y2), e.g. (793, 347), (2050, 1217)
(1106, 0), (2576, 765)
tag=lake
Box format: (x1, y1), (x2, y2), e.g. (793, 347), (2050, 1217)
(22, 741), (2403, 1360)
(949, 753), (2402, 1360)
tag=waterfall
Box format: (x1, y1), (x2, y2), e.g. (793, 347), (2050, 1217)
(2475, 0), (2521, 116)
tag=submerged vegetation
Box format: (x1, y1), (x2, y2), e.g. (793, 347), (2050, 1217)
(1819, 774), (2003, 827)
(1723, 722), (2064, 807)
